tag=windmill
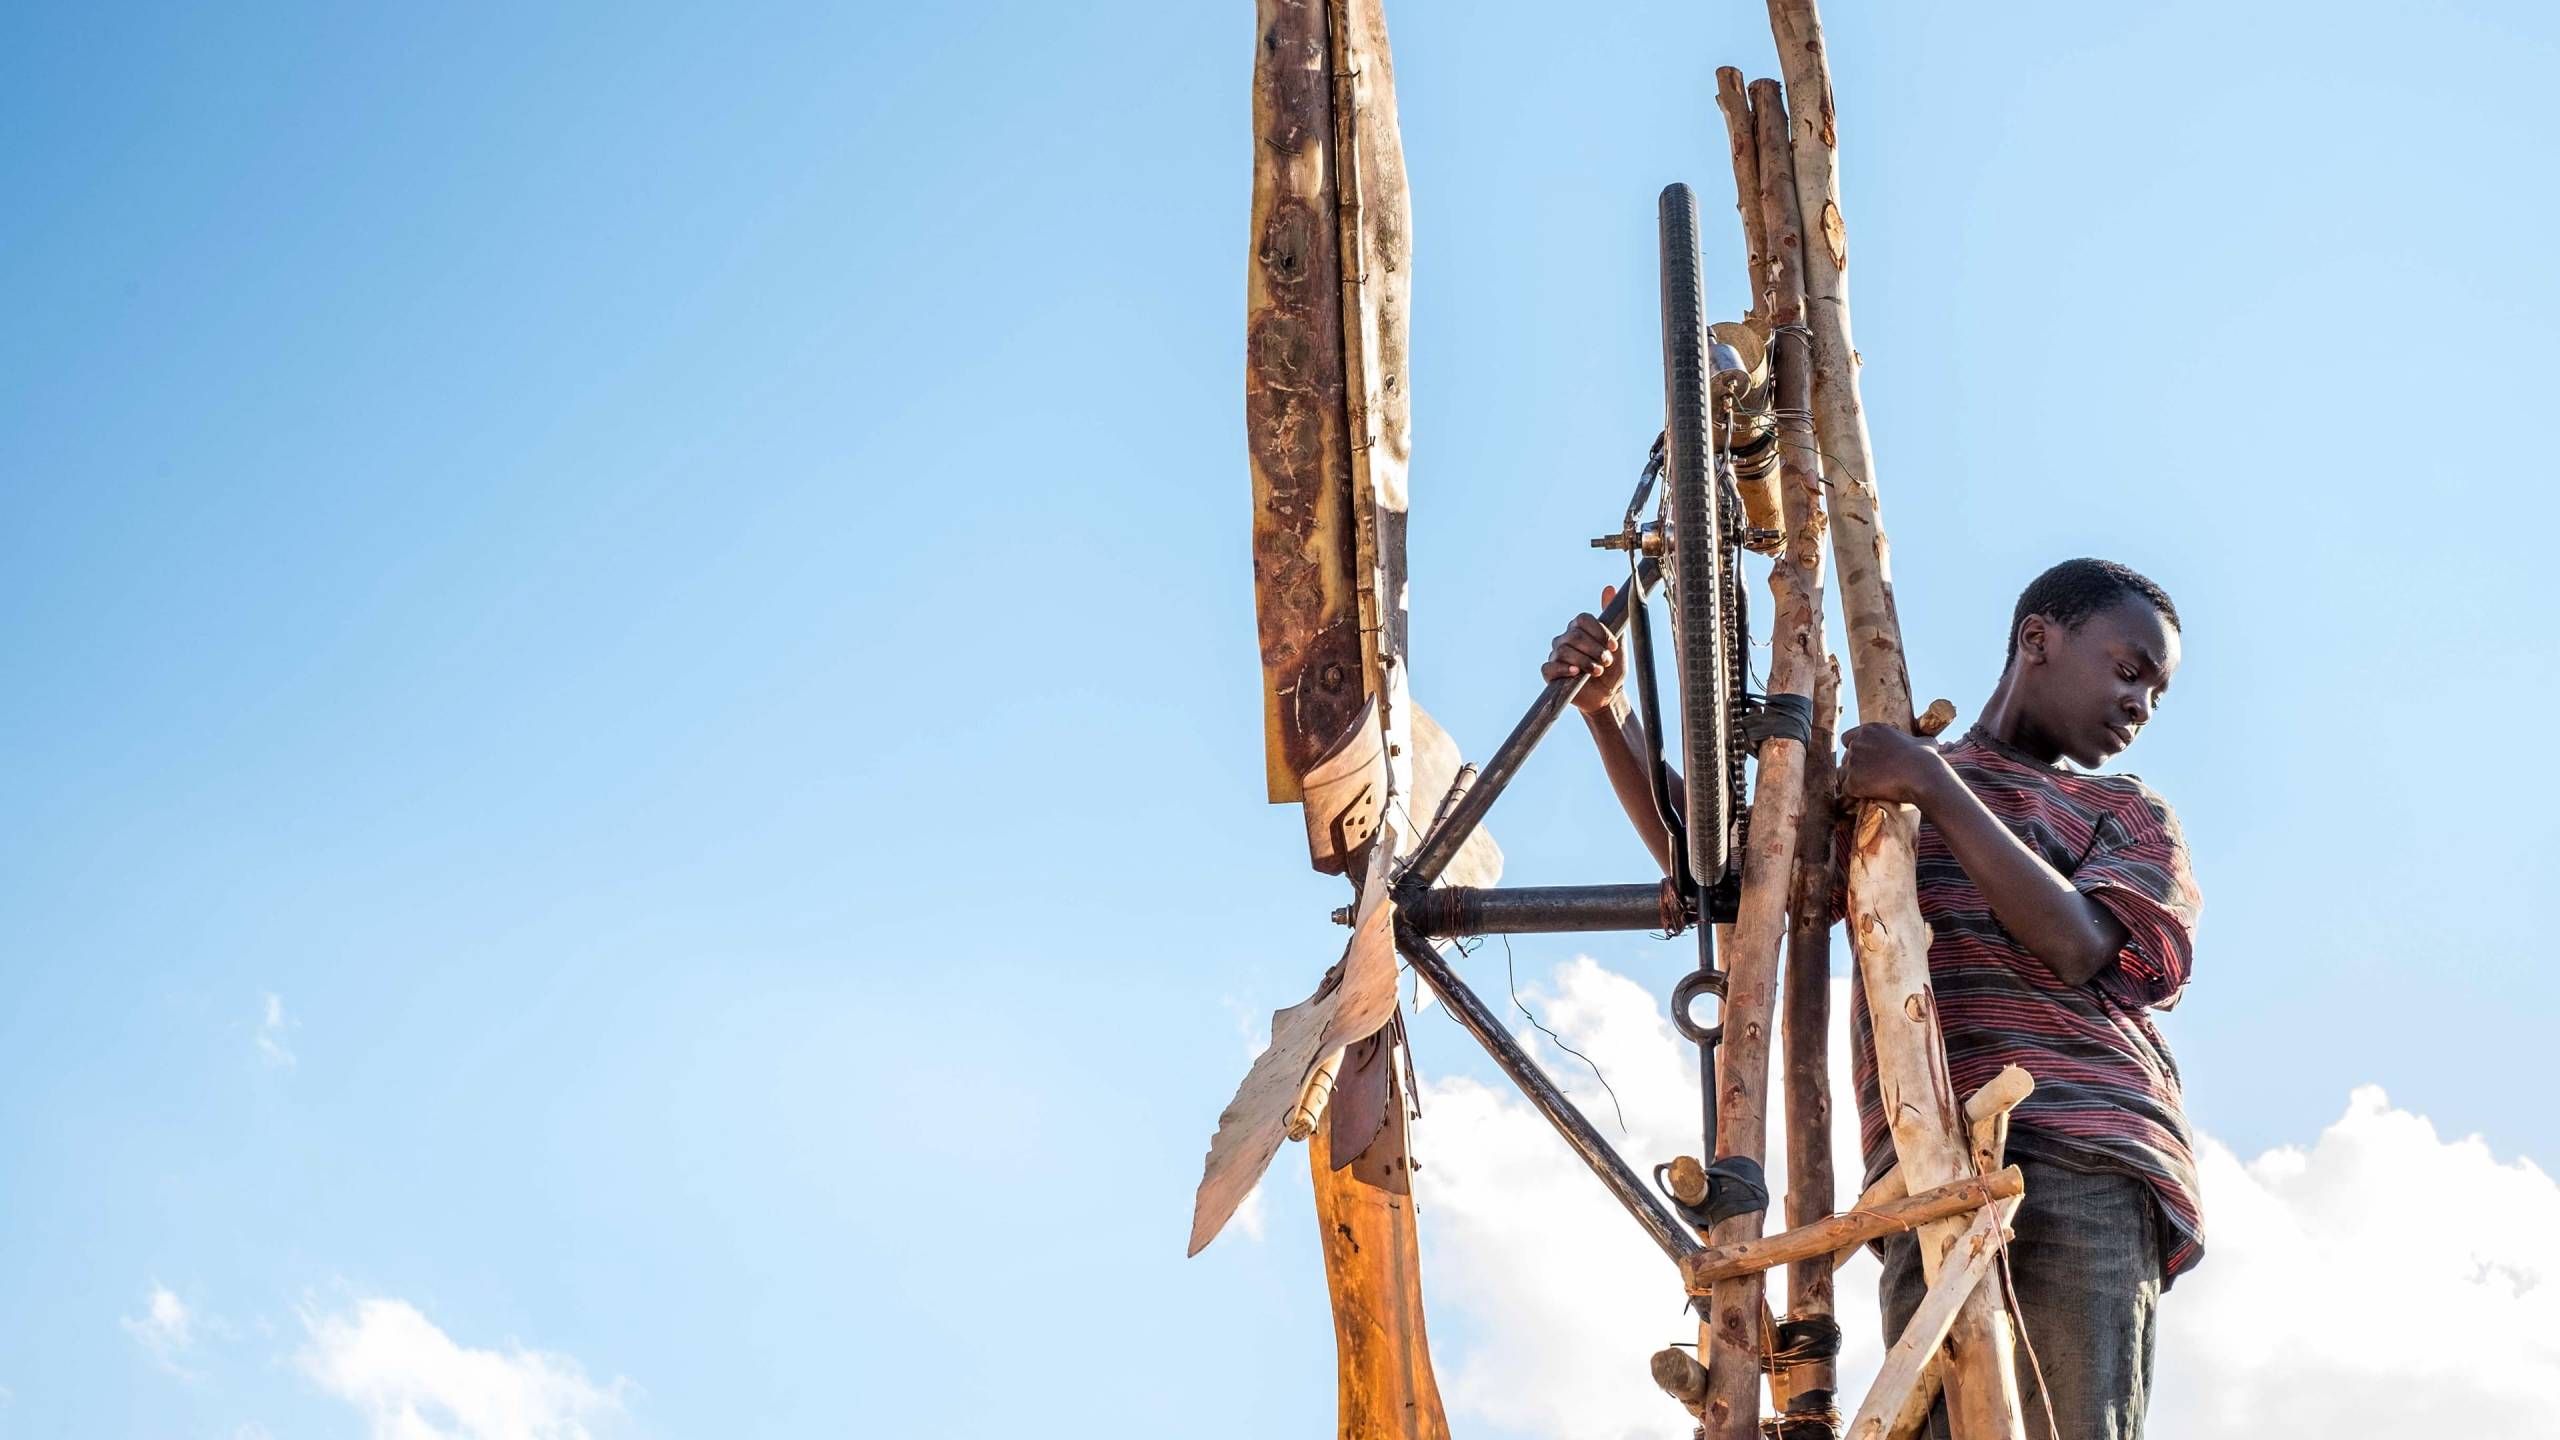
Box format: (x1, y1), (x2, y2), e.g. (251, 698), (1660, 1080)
(1194, 4), (2038, 1438)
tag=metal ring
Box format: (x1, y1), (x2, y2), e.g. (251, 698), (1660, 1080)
(1670, 968), (1726, 1047)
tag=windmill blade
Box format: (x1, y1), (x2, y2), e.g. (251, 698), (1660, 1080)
(1197, 684), (1487, 1259)
(1410, 702), (1500, 890)
(1323, 1023), (1397, 1179)
(1232, 2), (1448, 1436)
(1187, 825), (1404, 1256)
(1297, 696), (1499, 884)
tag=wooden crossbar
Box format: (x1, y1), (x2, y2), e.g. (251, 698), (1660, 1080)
(1681, 1168), (2021, 1292)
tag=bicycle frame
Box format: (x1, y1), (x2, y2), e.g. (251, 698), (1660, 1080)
(1381, 550), (1749, 1268)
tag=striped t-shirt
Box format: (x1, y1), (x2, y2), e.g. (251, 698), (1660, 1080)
(1848, 727), (2206, 1283)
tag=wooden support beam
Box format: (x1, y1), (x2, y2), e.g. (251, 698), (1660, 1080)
(1758, 6), (2027, 1436)
(1782, 659), (1842, 1388)
(1684, 1168), (2022, 1291)
(1714, 68), (1770, 317)
(1699, 72), (1835, 1440)
(1847, 1197), (2020, 1440)
(1890, 1073), (2030, 1440)
(1829, 1067), (2035, 1272)
(1761, 81), (1840, 1322)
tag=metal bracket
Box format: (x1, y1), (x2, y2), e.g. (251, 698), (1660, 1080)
(1654, 1154), (1771, 1231)
(1670, 967), (1727, 1047)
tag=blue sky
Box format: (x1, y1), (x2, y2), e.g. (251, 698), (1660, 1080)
(4, 2), (2556, 1436)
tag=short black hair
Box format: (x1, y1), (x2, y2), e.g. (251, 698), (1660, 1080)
(2005, 558), (2179, 664)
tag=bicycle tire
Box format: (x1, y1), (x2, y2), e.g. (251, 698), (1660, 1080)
(1656, 183), (1733, 883)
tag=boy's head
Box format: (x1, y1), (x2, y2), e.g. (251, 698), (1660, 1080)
(2001, 559), (2181, 766)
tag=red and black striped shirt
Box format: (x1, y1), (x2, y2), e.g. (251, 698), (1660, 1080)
(1849, 728), (2206, 1282)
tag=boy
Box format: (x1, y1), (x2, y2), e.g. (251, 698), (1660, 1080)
(1544, 558), (2200, 1440)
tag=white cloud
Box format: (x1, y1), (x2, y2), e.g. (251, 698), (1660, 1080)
(297, 1296), (628, 1440)
(2150, 1087), (2560, 1435)
(1410, 956), (2560, 1440)
(123, 1285), (200, 1378)
(256, 992), (297, 1069)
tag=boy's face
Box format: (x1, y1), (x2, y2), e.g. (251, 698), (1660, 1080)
(2017, 599), (2181, 767)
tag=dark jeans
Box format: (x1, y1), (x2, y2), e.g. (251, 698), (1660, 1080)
(1879, 1155), (2162, 1440)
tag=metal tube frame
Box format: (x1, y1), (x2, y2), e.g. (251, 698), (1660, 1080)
(1395, 923), (1703, 1265)
(1377, 554), (1754, 1268)
(1397, 882), (1681, 939)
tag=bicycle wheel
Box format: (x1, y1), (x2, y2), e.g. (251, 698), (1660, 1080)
(1656, 183), (1733, 884)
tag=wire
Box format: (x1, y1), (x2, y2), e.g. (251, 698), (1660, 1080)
(1503, 934), (1629, 1134)
(1994, 1229), (2065, 1440)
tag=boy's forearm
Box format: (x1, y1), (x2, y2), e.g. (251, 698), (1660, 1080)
(1583, 695), (1676, 876)
(1914, 765), (2129, 985)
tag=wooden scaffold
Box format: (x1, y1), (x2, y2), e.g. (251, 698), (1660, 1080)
(1195, 3), (2038, 1438)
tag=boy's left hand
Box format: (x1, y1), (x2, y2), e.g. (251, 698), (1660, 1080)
(1837, 724), (1952, 809)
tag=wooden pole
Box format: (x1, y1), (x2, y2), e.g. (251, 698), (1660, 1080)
(1889, 1071), (2031, 1440)
(1682, 1168), (2022, 1290)
(1714, 68), (1769, 318)
(1826, 1067), (2034, 1273)
(1781, 660), (1840, 1387)
(1699, 74), (1833, 1440)
(1758, 7), (2027, 1437)
(1763, 70), (1840, 1408)
(1781, 666), (1843, 1245)
(1846, 1198), (2020, 1440)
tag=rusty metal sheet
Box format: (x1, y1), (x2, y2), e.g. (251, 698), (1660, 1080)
(1234, 3), (1449, 1432)
(1326, 1025), (1395, 1174)
(1300, 699), (1499, 887)
(1247, 0), (1364, 803)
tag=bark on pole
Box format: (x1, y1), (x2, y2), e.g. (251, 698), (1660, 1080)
(1699, 76), (1831, 1440)
(1759, 6), (2027, 1436)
